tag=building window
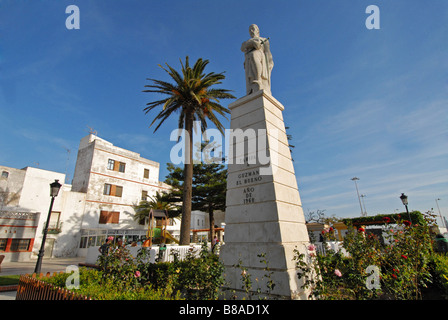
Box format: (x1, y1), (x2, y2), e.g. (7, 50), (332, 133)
(1, 171), (9, 179)
(79, 237), (87, 248)
(107, 159), (115, 170)
(141, 190), (148, 201)
(0, 239), (7, 251)
(144, 168), (150, 179)
(103, 184), (123, 197)
(9, 239), (31, 252)
(99, 211), (120, 224)
(47, 211), (62, 233)
(104, 183), (111, 195)
(48, 211), (61, 230)
(107, 159), (126, 173)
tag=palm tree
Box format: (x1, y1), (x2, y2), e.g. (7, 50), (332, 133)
(133, 191), (174, 225)
(143, 56), (235, 245)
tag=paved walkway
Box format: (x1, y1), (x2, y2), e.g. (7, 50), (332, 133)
(0, 257), (86, 300)
(0, 257), (85, 276)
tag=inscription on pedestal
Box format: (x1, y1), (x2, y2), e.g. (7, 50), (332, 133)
(235, 168), (262, 186)
(243, 186), (255, 204)
(234, 168), (264, 205)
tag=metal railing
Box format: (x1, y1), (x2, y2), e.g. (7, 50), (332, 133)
(15, 273), (91, 300)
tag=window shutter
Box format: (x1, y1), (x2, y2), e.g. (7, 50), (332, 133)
(115, 186), (123, 197)
(111, 211), (120, 224)
(110, 184), (117, 196)
(99, 211), (109, 224)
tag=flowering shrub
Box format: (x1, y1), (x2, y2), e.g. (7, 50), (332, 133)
(296, 211), (446, 300)
(96, 242), (225, 300)
(429, 253), (448, 298)
(40, 267), (182, 300)
(40, 242), (224, 300)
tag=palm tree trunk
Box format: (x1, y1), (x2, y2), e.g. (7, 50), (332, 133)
(179, 110), (194, 245)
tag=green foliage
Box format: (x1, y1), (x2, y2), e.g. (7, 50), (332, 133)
(40, 267), (181, 300)
(164, 160), (227, 214)
(0, 274), (20, 286)
(232, 252), (277, 300)
(429, 254), (448, 298)
(133, 191), (177, 224)
(342, 211), (426, 227)
(143, 56), (235, 134)
(165, 159), (227, 240)
(39, 243), (225, 300)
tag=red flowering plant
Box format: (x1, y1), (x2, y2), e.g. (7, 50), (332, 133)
(378, 213), (435, 299)
(295, 211), (439, 300)
(321, 226), (337, 242)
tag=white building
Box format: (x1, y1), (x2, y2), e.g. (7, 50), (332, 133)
(0, 134), (175, 261)
(0, 165), (85, 261)
(71, 134), (174, 256)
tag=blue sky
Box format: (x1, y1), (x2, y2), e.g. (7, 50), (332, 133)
(0, 0), (447, 223)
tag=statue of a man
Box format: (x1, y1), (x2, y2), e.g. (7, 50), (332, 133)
(241, 24), (274, 95)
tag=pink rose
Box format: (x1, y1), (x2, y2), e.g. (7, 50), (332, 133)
(334, 269), (342, 277)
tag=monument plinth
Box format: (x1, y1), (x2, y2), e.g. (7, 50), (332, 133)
(220, 89), (310, 299)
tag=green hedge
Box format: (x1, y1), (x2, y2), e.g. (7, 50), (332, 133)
(430, 254), (448, 298)
(40, 244), (225, 300)
(342, 211), (426, 226)
(41, 268), (181, 300)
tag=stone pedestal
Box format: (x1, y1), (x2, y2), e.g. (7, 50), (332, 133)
(220, 90), (310, 299)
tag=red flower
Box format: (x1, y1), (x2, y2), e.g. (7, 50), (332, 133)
(403, 220), (411, 227)
(358, 227), (365, 232)
(383, 217), (391, 223)
(392, 274), (398, 279)
(401, 254), (408, 259)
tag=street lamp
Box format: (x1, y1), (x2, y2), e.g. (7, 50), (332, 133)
(399, 193), (412, 224)
(435, 198), (447, 229)
(351, 177), (364, 216)
(34, 179), (62, 274)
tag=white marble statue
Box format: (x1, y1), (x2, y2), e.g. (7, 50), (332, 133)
(241, 24), (274, 95)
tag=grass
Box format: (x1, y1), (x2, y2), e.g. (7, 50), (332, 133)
(0, 275), (20, 286)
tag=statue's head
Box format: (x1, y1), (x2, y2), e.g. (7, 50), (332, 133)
(249, 24), (260, 38)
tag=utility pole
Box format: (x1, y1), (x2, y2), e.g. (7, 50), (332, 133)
(351, 177), (364, 216)
(360, 194), (368, 216)
(435, 198), (447, 229)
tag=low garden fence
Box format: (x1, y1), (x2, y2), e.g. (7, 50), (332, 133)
(16, 273), (91, 300)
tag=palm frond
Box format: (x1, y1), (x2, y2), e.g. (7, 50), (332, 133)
(143, 56), (235, 134)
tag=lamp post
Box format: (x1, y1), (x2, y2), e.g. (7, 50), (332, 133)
(34, 179), (62, 274)
(360, 194), (368, 216)
(399, 193), (412, 224)
(435, 198), (447, 229)
(351, 177), (364, 216)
